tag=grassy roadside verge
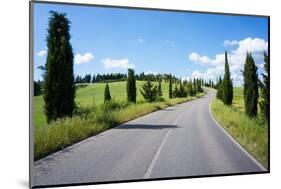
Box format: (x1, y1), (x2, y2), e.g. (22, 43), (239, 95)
(35, 93), (204, 160)
(211, 98), (268, 168)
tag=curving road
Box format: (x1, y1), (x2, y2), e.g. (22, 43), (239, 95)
(32, 89), (266, 187)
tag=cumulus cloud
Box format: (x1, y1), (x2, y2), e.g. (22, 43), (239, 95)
(145, 71), (158, 75)
(102, 58), (135, 69)
(37, 50), (47, 57)
(74, 53), (94, 64)
(188, 37), (268, 86)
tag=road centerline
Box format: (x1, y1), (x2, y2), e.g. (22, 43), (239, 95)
(143, 106), (189, 179)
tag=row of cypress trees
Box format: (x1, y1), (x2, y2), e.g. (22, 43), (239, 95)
(217, 50), (269, 122)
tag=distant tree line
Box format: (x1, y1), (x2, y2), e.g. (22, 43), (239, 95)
(74, 72), (183, 84)
(75, 73), (127, 83)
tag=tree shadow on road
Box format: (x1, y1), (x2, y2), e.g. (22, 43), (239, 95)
(116, 124), (180, 130)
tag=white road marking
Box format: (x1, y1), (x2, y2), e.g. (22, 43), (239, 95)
(144, 106), (188, 178)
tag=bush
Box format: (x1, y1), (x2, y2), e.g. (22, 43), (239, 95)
(73, 106), (93, 119)
(156, 96), (165, 102)
(140, 80), (158, 102)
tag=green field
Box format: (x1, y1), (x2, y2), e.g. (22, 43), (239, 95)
(34, 80), (173, 128)
(211, 87), (268, 168)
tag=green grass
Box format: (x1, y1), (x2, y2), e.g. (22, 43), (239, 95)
(211, 87), (268, 168)
(34, 80), (173, 128)
(34, 80), (204, 160)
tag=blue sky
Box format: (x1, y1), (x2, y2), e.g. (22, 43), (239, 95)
(34, 2), (268, 85)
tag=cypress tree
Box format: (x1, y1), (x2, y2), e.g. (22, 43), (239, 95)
(104, 83), (111, 103)
(169, 74), (172, 98)
(193, 78), (197, 94)
(259, 52), (269, 122)
(44, 11), (75, 123)
(157, 81), (163, 96)
(179, 80), (187, 97)
(222, 51), (233, 105)
(172, 84), (180, 98)
(243, 52), (259, 117)
(189, 82), (194, 96)
(140, 80), (158, 102)
(127, 69), (136, 103)
(216, 76), (223, 100)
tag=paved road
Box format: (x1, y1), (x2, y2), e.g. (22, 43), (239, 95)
(32, 89), (266, 187)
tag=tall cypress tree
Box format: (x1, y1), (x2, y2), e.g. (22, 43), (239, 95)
(222, 51), (233, 105)
(127, 69), (136, 103)
(44, 11), (75, 123)
(169, 74), (172, 98)
(243, 52), (259, 117)
(104, 83), (111, 103)
(259, 52), (269, 122)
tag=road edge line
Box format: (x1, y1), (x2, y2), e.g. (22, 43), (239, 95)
(208, 99), (267, 171)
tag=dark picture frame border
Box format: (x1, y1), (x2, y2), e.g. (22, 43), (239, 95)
(29, 0), (270, 188)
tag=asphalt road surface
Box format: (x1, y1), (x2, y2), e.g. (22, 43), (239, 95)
(32, 89), (266, 187)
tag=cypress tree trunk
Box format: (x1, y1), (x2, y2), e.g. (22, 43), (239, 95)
(222, 51), (233, 105)
(259, 52), (269, 122)
(243, 52), (259, 117)
(127, 69), (136, 103)
(44, 11), (75, 123)
(104, 83), (111, 103)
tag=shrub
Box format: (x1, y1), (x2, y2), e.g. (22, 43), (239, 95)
(140, 80), (158, 102)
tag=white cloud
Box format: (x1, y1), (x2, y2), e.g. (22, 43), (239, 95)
(74, 53), (94, 64)
(224, 40), (239, 46)
(232, 37), (268, 55)
(189, 52), (200, 62)
(188, 37), (268, 86)
(102, 58), (135, 69)
(37, 50), (47, 57)
(145, 71), (158, 75)
(189, 52), (221, 66)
